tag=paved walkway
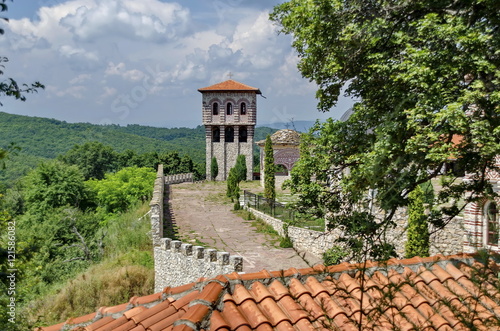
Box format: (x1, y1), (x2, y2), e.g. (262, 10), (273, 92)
(165, 181), (320, 273)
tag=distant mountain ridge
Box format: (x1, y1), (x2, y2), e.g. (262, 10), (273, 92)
(0, 112), (277, 185)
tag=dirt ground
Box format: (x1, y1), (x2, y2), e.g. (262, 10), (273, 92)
(165, 181), (321, 273)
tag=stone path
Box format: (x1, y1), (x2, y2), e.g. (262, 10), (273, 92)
(165, 181), (320, 273)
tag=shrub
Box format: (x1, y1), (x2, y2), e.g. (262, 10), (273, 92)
(323, 246), (347, 266)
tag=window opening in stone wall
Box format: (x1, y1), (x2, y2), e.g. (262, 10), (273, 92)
(225, 127), (234, 142)
(486, 201), (498, 246)
(212, 127), (220, 142)
(226, 102), (233, 115)
(239, 126), (247, 142)
(212, 102), (219, 115)
(241, 102), (246, 115)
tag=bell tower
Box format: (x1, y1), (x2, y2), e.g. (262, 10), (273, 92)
(198, 79), (261, 180)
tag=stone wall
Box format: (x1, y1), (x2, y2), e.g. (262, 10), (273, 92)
(165, 173), (194, 184)
(154, 239), (242, 292)
(150, 166), (243, 291)
(246, 205), (464, 260)
(149, 165), (165, 246)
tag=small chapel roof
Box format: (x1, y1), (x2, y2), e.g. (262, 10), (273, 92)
(256, 129), (301, 146)
(198, 79), (261, 94)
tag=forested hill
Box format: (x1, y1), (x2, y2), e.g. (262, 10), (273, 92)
(0, 112), (207, 162)
(0, 112), (277, 184)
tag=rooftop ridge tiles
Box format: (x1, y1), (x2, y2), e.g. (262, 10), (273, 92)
(176, 304), (211, 329)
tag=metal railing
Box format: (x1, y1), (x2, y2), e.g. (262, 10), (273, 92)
(243, 191), (325, 232)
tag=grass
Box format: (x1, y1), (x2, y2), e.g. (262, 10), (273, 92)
(24, 202), (155, 328)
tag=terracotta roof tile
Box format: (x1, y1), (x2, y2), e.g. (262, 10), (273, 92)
(131, 292), (163, 305)
(220, 300), (251, 330)
(198, 80), (261, 94)
(93, 316), (129, 331)
(130, 299), (171, 324)
(147, 310), (184, 331)
(38, 253), (500, 331)
(137, 305), (177, 328)
(231, 284), (254, 305)
(84, 316), (115, 330)
(209, 310), (230, 330)
(249, 282), (273, 303)
(180, 304), (210, 326)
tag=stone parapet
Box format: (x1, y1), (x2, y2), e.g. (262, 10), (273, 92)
(165, 173), (194, 184)
(154, 238), (243, 291)
(149, 165), (165, 246)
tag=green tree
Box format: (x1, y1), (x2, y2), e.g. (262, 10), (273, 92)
(86, 167), (156, 214)
(226, 167), (239, 202)
(235, 154), (247, 182)
(272, 0), (500, 259)
(210, 157), (218, 181)
(22, 161), (88, 213)
(264, 135), (275, 200)
(59, 142), (117, 180)
(405, 186), (430, 258)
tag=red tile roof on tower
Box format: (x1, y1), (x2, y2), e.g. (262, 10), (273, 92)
(198, 80), (262, 94)
(36, 253), (500, 331)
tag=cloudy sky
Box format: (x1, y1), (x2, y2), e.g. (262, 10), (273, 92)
(0, 0), (353, 128)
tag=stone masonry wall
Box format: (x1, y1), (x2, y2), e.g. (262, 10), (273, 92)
(246, 205), (464, 260)
(150, 166), (243, 291)
(154, 239), (242, 292)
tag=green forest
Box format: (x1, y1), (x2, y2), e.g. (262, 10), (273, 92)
(0, 111), (277, 328)
(0, 112), (276, 186)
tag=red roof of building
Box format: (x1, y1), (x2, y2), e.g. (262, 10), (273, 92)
(198, 80), (261, 94)
(36, 253), (500, 331)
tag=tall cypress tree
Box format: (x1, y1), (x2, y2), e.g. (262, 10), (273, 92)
(405, 185), (430, 258)
(210, 157), (218, 181)
(264, 135), (276, 200)
(235, 154), (247, 182)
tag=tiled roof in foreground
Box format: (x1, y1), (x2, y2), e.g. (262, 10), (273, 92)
(36, 253), (500, 330)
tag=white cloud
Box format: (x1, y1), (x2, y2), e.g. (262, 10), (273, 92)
(69, 74), (92, 84)
(2, 0), (332, 127)
(60, 0), (189, 42)
(47, 85), (86, 98)
(105, 62), (145, 82)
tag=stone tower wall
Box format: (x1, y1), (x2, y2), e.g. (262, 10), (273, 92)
(202, 91), (257, 180)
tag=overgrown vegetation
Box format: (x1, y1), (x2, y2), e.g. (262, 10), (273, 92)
(272, 0), (500, 262)
(0, 150), (158, 328)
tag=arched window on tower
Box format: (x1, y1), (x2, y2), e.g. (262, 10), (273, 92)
(240, 102), (246, 115)
(486, 201), (498, 246)
(212, 102), (219, 115)
(226, 102), (233, 115)
(225, 127), (234, 142)
(239, 126), (247, 142)
(212, 127), (220, 142)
